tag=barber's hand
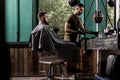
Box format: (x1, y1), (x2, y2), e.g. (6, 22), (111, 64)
(77, 31), (85, 34)
(90, 31), (99, 36)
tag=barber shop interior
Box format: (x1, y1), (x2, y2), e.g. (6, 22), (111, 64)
(1, 0), (120, 80)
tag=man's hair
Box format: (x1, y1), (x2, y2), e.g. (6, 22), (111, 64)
(37, 11), (47, 19)
(75, 3), (84, 7)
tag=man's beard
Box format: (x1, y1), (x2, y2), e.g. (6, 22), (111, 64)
(43, 19), (49, 25)
(78, 12), (82, 15)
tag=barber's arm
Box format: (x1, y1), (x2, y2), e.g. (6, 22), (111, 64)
(78, 23), (91, 33)
(78, 23), (98, 36)
(64, 22), (78, 33)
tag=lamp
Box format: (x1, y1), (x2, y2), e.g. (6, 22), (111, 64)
(68, 0), (80, 7)
(108, 0), (115, 7)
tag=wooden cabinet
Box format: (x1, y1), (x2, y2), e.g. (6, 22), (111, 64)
(79, 49), (97, 75)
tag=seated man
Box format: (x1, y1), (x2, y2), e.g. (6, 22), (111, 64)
(29, 12), (80, 73)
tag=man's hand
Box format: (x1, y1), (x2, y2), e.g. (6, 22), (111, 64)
(77, 31), (85, 34)
(89, 31), (99, 36)
(77, 31), (98, 36)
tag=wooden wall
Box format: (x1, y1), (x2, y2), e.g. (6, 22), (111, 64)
(8, 43), (97, 77)
(80, 49), (97, 74)
(8, 42), (63, 76)
(8, 43), (33, 76)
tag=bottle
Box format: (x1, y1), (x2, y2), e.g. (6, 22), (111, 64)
(98, 29), (103, 38)
(104, 27), (109, 36)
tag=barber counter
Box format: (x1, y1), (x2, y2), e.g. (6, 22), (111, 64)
(81, 35), (119, 50)
(80, 35), (120, 75)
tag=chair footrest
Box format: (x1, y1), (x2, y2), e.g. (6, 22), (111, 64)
(54, 75), (75, 79)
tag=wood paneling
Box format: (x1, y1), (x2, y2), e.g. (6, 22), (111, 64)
(23, 48), (29, 75)
(8, 43), (97, 76)
(79, 49), (97, 74)
(8, 43), (33, 76)
(14, 48), (18, 75)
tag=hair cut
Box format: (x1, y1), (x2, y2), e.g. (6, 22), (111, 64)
(37, 12), (47, 19)
(75, 3), (84, 7)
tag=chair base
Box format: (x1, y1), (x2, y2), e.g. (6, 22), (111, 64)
(94, 74), (112, 80)
(39, 55), (75, 80)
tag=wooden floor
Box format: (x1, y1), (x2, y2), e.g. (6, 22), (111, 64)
(10, 74), (94, 80)
(10, 77), (94, 80)
(10, 77), (48, 80)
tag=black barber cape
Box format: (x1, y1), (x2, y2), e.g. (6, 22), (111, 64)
(29, 23), (80, 62)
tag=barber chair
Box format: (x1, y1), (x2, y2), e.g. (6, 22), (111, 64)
(39, 51), (75, 80)
(94, 54), (120, 80)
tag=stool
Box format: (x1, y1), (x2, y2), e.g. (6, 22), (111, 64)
(39, 55), (75, 80)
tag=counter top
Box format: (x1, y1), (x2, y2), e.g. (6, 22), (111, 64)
(81, 35), (118, 50)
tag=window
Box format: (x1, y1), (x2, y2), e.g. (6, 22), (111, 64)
(38, 0), (73, 38)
